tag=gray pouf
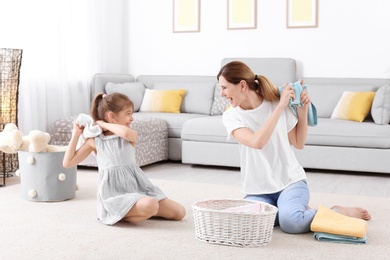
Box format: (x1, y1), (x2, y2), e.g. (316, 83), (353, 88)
(18, 151), (77, 202)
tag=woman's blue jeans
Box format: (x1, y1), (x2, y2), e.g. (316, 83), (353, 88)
(245, 180), (317, 234)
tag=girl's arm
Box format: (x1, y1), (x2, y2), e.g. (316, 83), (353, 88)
(288, 88), (310, 149)
(63, 120), (95, 168)
(232, 83), (295, 149)
(95, 120), (138, 143)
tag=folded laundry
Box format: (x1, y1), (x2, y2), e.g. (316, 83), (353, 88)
(313, 232), (367, 245)
(278, 81), (318, 126)
(311, 205), (368, 238)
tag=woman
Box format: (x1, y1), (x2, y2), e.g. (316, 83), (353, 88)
(217, 61), (370, 234)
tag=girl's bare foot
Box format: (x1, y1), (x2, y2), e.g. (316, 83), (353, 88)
(331, 205), (371, 221)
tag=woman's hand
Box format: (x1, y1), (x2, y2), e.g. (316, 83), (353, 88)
(297, 80), (311, 112)
(279, 82), (295, 108)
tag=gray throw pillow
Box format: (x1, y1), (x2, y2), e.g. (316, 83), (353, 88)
(211, 83), (230, 115)
(105, 82), (146, 112)
(371, 85), (390, 124)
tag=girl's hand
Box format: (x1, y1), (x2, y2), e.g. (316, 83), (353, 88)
(72, 120), (84, 136)
(279, 82), (295, 108)
(95, 120), (107, 132)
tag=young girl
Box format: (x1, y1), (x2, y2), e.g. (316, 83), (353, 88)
(63, 92), (186, 225)
(217, 61), (371, 234)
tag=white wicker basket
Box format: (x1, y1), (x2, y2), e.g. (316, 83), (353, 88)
(192, 199), (278, 247)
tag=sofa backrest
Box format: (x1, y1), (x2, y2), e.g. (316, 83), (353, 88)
(304, 78), (390, 118)
(136, 75), (216, 115)
(90, 73), (135, 101)
(90, 58), (298, 115)
(221, 58), (297, 86)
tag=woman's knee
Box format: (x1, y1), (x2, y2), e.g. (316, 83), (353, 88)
(278, 211), (312, 234)
(279, 219), (310, 234)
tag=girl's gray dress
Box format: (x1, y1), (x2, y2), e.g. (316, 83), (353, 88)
(95, 134), (166, 225)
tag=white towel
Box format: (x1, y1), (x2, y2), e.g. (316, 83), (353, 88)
(75, 114), (100, 164)
(76, 113), (102, 138)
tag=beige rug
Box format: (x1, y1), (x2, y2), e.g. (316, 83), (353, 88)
(1, 170), (389, 260)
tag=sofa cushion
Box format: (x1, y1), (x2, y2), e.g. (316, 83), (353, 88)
(371, 85), (390, 125)
(303, 78), (387, 118)
(92, 73), (135, 102)
(105, 82), (146, 111)
(331, 91), (375, 122)
(153, 82), (214, 115)
(210, 83), (230, 116)
(139, 89), (186, 113)
(306, 118), (390, 148)
(181, 116), (236, 143)
(182, 116), (390, 149)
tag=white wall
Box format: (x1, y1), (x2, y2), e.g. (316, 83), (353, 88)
(127, 0), (390, 78)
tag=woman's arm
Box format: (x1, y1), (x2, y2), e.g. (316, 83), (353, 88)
(63, 120), (95, 168)
(288, 84), (310, 149)
(232, 83), (295, 149)
(95, 120), (138, 143)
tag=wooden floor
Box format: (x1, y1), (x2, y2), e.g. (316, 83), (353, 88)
(138, 161), (390, 198)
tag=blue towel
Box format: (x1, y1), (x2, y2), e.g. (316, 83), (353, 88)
(278, 81), (318, 126)
(314, 232), (368, 245)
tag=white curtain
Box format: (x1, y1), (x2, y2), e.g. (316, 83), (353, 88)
(0, 0), (126, 134)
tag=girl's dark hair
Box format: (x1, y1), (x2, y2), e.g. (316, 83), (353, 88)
(217, 61), (280, 101)
(91, 92), (134, 121)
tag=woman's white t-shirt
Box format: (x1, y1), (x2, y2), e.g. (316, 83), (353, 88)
(222, 100), (306, 195)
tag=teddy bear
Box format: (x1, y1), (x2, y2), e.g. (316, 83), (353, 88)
(0, 123), (24, 153)
(0, 123), (67, 153)
(28, 130), (67, 152)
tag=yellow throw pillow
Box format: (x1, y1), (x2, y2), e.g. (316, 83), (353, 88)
(139, 89), (186, 113)
(331, 91), (375, 122)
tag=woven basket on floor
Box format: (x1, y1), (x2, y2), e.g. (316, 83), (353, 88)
(192, 199), (278, 247)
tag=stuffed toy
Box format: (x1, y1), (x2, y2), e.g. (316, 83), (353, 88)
(0, 123), (24, 153)
(0, 123), (67, 153)
(28, 130), (67, 153)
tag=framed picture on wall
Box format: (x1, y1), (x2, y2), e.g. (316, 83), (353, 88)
(227, 0), (257, 30)
(287, 0), (318, 28)
(173, 0), (200, 32)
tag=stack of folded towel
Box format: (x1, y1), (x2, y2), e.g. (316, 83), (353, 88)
(310, 206), (368, 244)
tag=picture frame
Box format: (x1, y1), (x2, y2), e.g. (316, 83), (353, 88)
(227, 0), (257, 30)
(287, 0), (318, 28)
(173, 0), (200, 33)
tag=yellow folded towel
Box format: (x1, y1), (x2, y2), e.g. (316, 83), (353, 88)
(310, 205), (368, 238)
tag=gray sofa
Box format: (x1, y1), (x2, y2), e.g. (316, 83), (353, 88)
(60, 58), (390, 174)
(293, 78), (390, 174)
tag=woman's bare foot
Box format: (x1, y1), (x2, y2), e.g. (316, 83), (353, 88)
(331, 205), (371, 221)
